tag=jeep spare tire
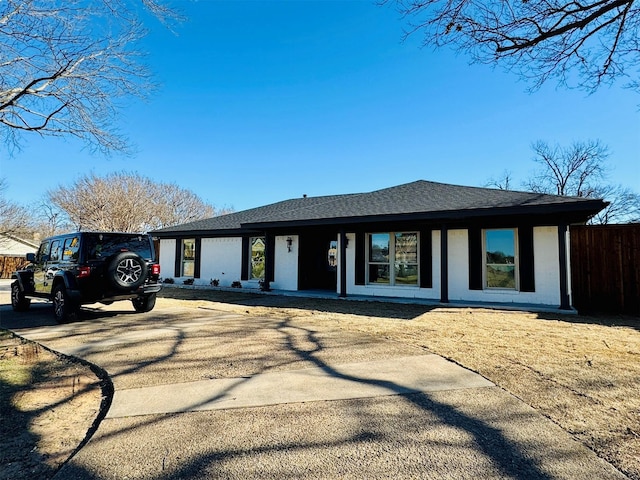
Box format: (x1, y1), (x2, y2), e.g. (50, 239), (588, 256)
(108, 252), (147, 290)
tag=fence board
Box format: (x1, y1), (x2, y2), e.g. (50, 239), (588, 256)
(570, 225), (640, 315)
(0, 255), (29, 279)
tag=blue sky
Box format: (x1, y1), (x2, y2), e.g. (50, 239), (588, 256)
(3, 0), (639, 214)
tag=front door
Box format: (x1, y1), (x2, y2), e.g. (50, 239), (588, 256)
(298, 231), (337, 291)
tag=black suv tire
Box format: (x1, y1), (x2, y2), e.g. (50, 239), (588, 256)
(53, 284), (78, 324)
(11, 281), (31, 312)
(108, 252), (148, 290)
(132, 293), (157, 313)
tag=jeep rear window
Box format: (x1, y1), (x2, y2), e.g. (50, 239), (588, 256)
(86, 234), (153, 261)
(62, 236), (80, 262)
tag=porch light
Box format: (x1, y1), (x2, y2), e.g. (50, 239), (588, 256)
(286, 237), (293, 252)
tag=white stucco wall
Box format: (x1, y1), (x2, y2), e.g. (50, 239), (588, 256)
(533, 226), (562, 306)
(273, 235), (299, 291)
(159, 239), (176, 281)
(199, 237), (243, 287)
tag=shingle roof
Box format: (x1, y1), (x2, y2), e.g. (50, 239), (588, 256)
(152, 180), (606, 235)
(151, 194), (356, 234)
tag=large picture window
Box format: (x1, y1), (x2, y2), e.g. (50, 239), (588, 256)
(484, 229), (517, 289)
(181, 239), (196, 277)
(250, 237), (265, 280)
(367, 232), (418, 286)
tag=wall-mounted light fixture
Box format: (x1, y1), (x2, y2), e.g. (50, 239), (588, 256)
(286, 237), (293, 252)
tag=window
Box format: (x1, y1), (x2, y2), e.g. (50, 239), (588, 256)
(367, 232), (418, 286)
(484, 229), (517, 289)
(49, 240), (61, 262)
(327, 240), (337, 270)
(86, 234), (153, 260)
(37, 241), (50, 263)
(62, 236), (80, 262)
(250, 237), (265, 280)
(394, 232), (418, 285)
(181, 239), (196, 277)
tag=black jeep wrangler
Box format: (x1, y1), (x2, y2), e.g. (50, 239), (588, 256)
(11, 231), (162, 323)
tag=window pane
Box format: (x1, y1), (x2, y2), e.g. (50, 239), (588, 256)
(485, 230), (516, 288)
(87, 234), (153, 260)
(50, 241), (61, 261)
(182, 260), (195, 277)
(62, 237), (80, 262)
(486, 265), (515, 288)
(327, 240), (337, 270)
(38, 242), (50, 262)
(250, 237), (265, 279)
(394, 233), (417, 263)
(394, 263), (418, 285)
(368, 264), (390, 284)
(183, 239), (195, 261)
(182, 239), (196, 277)
(369, 233), (389, 262)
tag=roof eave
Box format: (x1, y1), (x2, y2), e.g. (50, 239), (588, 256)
(150, 227), (264, 238)
(242, 200), (608, 229)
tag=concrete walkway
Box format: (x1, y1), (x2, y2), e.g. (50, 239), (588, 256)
(107, 354), (494, 417)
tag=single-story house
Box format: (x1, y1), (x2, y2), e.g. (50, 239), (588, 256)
(0, 234), (39, 279)
(151, 180), (606, 310)
(0, 234), (39, 256)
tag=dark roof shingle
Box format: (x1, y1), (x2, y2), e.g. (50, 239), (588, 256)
(152, 180), (605, 235)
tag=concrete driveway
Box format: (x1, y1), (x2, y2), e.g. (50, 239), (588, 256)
(0, 281), (627, 479)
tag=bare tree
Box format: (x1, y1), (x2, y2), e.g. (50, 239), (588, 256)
(508, 139), (639, 224)
(0, 0), (180, 154)
(30, 200), (72, 239)
(590, 184), (640, 223)
(485, 170), (514, 190)
(525, 140), (609, 197)
(0, 178), (32, 244)
(388, 0), (639, 92)
(47, 172), (221, 232)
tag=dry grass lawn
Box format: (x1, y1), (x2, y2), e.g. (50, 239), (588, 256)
(160, 288), (640, 479)
(0, 332), (102, 480)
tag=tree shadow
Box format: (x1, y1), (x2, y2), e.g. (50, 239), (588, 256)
(0, 333), (110, 480)
(0, 364), (51, 480)
(59, 316), (558, 479)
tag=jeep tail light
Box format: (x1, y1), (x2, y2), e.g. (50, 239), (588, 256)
(151, 264), (160, 276)
(78, 266), (91, 278)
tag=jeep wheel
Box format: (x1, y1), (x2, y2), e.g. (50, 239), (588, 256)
(53, 284), (77, 323)
(108, 252), (148, 290)
(11, 281), (31, 312)
(132, 293), (156, 313)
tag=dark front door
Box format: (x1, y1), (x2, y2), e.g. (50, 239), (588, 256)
(298, 230), (337, 291)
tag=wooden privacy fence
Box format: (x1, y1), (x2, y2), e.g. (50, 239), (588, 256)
(0, 255), (29, 279)
(570, 224), (640, 315)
